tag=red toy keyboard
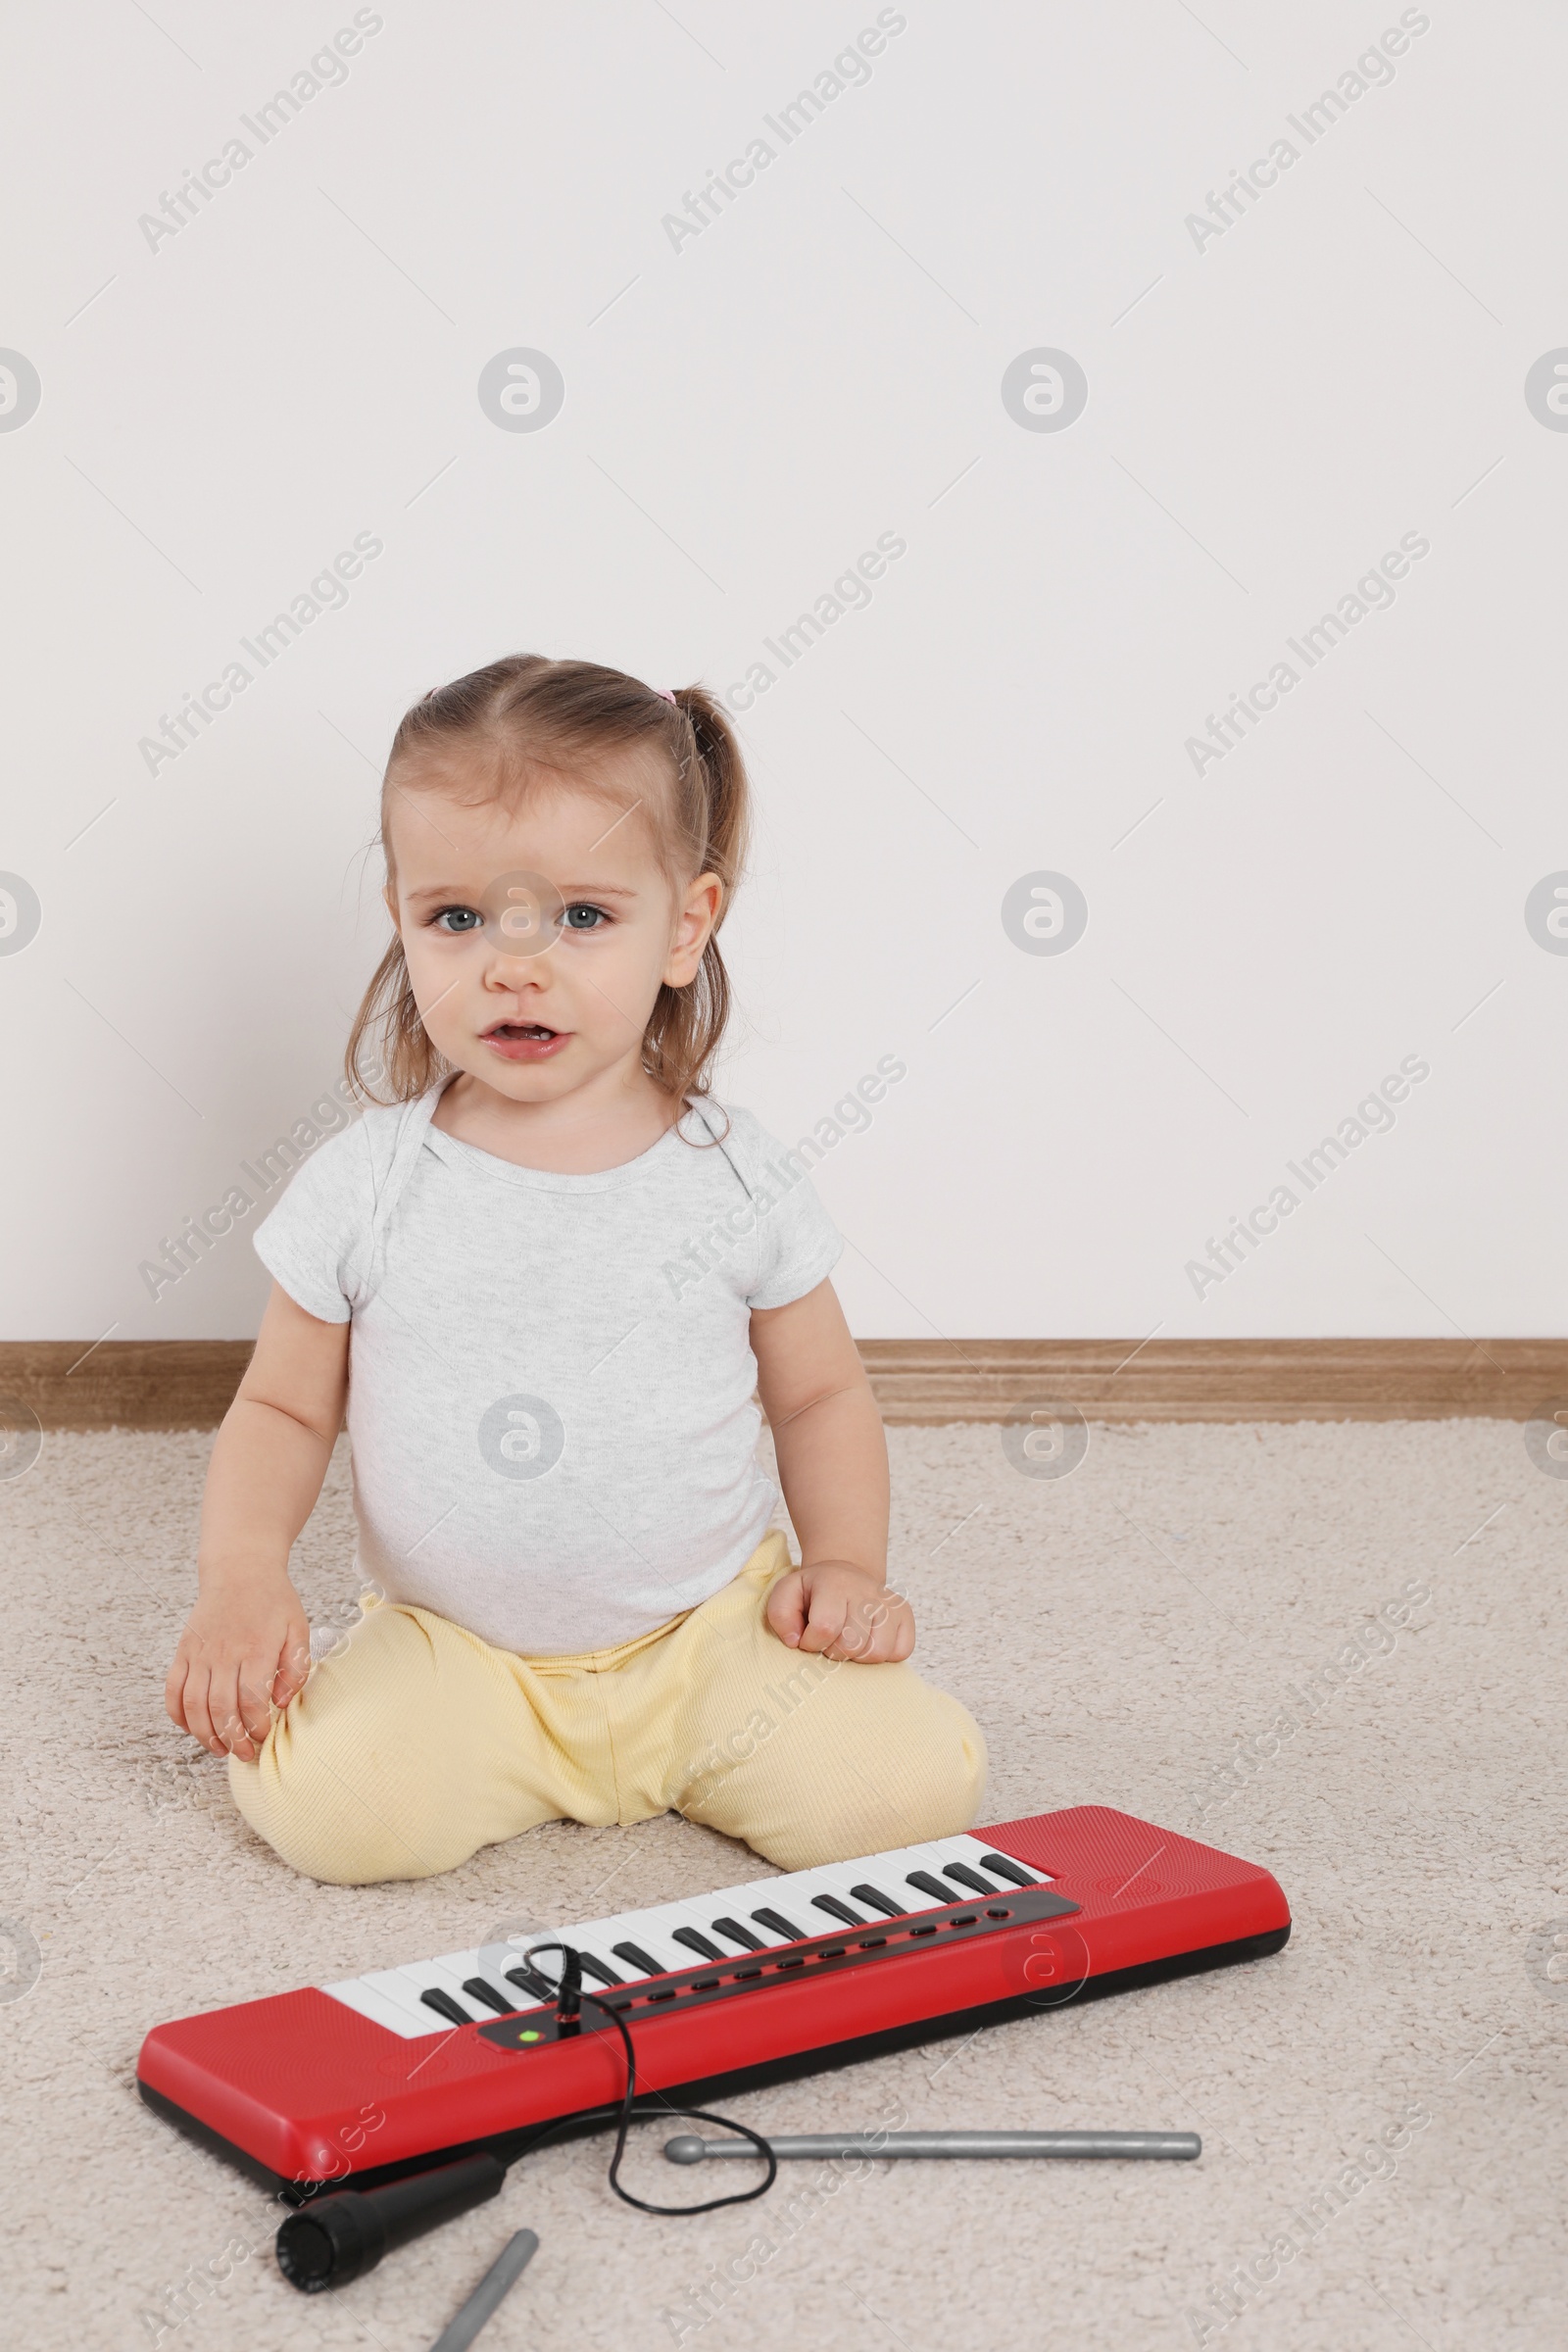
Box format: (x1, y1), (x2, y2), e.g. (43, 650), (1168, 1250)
(138, 1807), (1289, 2198)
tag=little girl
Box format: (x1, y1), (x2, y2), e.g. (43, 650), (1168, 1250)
(165, 656), (985, 1886)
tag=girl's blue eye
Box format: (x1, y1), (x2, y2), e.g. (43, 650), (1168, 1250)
(434, 907), (483, 934)
(563, 904), (607, 931)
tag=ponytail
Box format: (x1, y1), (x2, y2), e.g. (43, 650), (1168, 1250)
(641, 684), (751, 1117)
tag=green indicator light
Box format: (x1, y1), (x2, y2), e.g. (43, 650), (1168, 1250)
(518, 2030), (542, 2043)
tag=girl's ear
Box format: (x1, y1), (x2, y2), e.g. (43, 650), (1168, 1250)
(665, 871), (722, 987)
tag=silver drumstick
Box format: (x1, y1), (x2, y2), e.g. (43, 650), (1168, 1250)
(424, 2230), (539, 2352)
(664, 2130), (1200, 2163)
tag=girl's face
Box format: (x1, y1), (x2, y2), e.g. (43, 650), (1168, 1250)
(385, 758), (721, 1106)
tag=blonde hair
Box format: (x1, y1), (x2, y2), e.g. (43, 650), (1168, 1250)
(346, 656), (751, 1116)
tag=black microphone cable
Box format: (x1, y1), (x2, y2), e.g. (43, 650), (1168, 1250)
(520, 1939), (778, 2218)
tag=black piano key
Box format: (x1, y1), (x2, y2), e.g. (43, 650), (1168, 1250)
(419, 1987), (472, 2027)
(943, 1862), (1000, 1899)
(751, 1906), (808, 1942)
(612, 1940), (664, 1977)
(906, 1871), (955, 1906)
(575, 1951), (624, 1988)
(462, 1976), (516, 2017)
(979, 1851), (1038, 1887)
(849, 1882), (906, 1920)
(811, 1894), (864, 1929)
(671, 1926), (724, 1962)
(504, 1964), (557, 2001)
(710, 1916), (765, 1953)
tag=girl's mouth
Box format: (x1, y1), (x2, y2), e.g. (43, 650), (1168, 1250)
(482, 1021), (571, 1061)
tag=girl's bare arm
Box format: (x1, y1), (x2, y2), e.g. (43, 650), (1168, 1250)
(165, 1281), (349, 1760)
(751, 1277), (911, 1663)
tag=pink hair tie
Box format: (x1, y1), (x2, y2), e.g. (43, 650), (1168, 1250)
(654, 686), (677, 704)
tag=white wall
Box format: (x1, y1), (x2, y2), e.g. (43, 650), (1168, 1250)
(3, 0), (1564, 1343)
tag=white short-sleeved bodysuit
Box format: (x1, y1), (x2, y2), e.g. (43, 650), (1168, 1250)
(253, 1088), (843, 1655)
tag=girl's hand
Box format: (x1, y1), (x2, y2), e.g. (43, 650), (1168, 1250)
(765, 1559), (914, 1663)
(165, 1574), (313, 1762)
(166, 1282), (346, 1760)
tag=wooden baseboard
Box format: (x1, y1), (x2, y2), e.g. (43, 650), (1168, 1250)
(3, 1337), (1566, 1433)
(858, 1339), (1568, 1424)
(2, 1342), (255, 1432)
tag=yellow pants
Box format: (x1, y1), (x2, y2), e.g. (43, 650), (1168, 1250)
(229, 1534), (987, 1886)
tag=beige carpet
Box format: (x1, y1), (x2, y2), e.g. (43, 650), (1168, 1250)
(3, 1418), (1563, 2352)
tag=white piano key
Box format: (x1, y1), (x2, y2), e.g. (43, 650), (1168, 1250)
(842, 1836), (969, 1887)
(467, 1929), (565, 1987)
(359, 1964), (470, 2029)
(701, 1883), (802, 1947)
(324, 1949), (540, 2040)
(429, 1946), (547, 2011)
(580, 1893), (742, 1976)
(757, 1869), (872, 1931)
(396, 1953), (530, 2021)
(583, 1898), (723, 1976)
(716, 1837), (1047, 1932)
(942, 1832), (1054, 1886)
(567, 1838), (1043, 1974)
(504, 1940), (567, 1984)
(759, 1859), (939, 1931)
(655, 1893), (770, 1963)
(535, 1930), (639, 1989)
(322, 1833), (1052, 2040)
(673, 1886), (814, 1949)
(608, 1898), (704, 1948)
(348, 1968), (458, 2035)
(815, 1834), (1048, 1899)
(322, 1976), (433, 2038)
(414, 1956), (543, 2013)
(560, 1916), (662, 1983)
(388, 1958), (476, 2018)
